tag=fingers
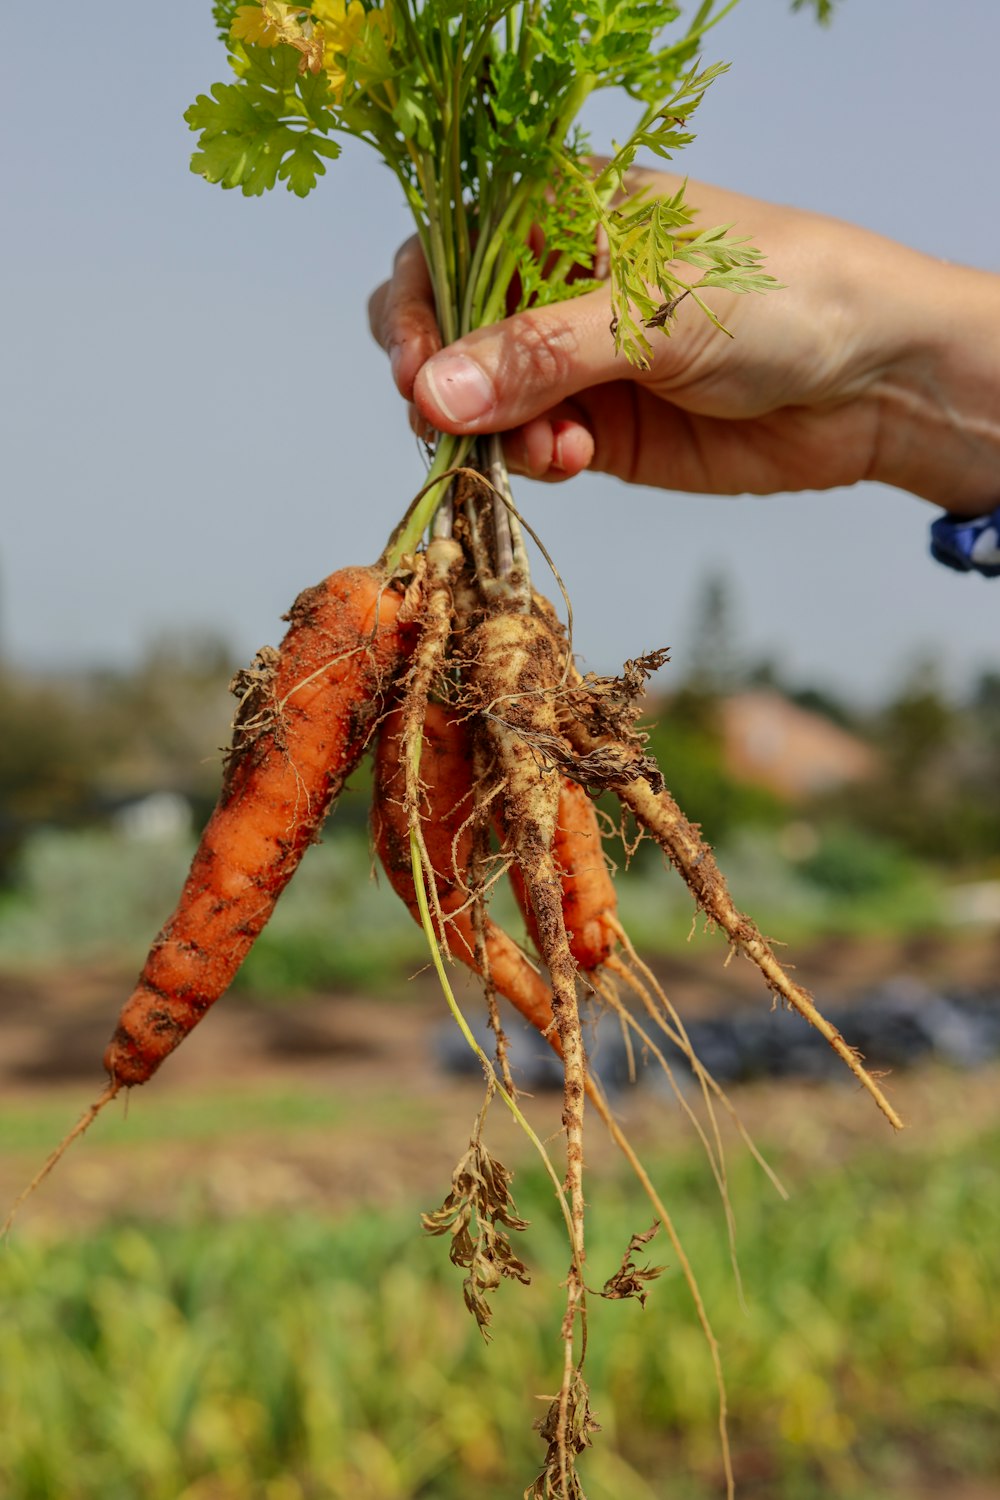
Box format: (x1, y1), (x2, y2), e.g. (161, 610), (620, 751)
(504, 411), (596, 481)
(410, 286), (642, 436)
(368, 236), (441, 399)
(371, 172), (795, 428)
(505, 387), (642, 488)
(406, 394), (597, 483)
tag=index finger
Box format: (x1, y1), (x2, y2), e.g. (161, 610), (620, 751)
(367, 236), (442, 400)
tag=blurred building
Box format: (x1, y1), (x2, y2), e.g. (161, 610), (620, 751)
(718, 689), (877, 801)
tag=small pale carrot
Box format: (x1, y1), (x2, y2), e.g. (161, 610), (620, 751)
(463, 601), (590, 1441)
(372, 698), (556, 1041)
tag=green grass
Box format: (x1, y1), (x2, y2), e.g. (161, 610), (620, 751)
(0, 826), (432, 993)
(2, 1120), (997, 1500)
(0, 1087), (371, 1155)
(0, 821), (949, 998)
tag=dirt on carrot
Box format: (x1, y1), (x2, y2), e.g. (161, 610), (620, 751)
(105, 563), (417, 1091)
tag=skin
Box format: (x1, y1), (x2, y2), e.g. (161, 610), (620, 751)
(369, 171), (1000, 515)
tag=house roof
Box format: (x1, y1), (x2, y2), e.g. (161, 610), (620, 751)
(717, 689), (877, 800)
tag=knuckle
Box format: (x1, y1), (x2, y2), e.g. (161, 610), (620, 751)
(367, 281), (389, 340)
(513, 314), (576, 392)
(392, 234), (425, 276)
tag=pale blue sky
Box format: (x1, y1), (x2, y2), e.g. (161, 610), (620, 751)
(2, 0), (998, 704)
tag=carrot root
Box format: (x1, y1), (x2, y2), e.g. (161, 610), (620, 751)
(536, 617), (904, 1132)
(464, 605), (590, 1494)
(1, 1084), (118, 1239)
(617, 773), (903, 1129)
(104, 563), (414, 1090)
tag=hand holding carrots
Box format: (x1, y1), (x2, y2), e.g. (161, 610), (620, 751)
(14, 10), (955, 1495)
(369, 170), (1000, 515)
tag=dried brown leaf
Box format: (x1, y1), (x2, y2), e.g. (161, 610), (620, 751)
(525, 1370), (600, 1499)
(599, 1220), (665, 1308)
(422, 1135), (531, 1339)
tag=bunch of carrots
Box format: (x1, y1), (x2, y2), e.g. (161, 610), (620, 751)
(7, 460), (901, 1498)
(8, 2), (906, 1496)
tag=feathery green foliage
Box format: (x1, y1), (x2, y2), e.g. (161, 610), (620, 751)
(186, 0), (779, 392)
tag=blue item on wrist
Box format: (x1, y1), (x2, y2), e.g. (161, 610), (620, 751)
(929, 505), (1000, 578)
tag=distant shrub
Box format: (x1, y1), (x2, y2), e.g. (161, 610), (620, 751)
(798, 826), (917, 898)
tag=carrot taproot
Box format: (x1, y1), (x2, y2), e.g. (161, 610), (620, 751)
(539, 619), (905, 1132)
(463, 601), (590, 1490)
(104, 563), (414, 1089)
(372, 698), (556, 1041)
(462, 607), (581, 1078)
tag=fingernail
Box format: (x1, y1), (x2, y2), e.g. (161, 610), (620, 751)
(551, 420), (572, 473)
(421, 354), (495, 425)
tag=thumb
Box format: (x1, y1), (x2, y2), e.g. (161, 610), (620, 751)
(412, 286), (642, 433)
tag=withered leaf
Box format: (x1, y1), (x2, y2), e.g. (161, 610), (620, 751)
(525, 1370), (600, 1500)
(600, 1220), (665, 1308)
(422, 1135), (531, 1339)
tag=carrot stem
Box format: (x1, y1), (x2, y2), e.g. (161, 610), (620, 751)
(383, 432), (474, 568)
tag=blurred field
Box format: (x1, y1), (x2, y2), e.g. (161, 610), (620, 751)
(3, 656), (1000, 1499)
(2, 944), (1000, 1499)
(0, 821), (963, 1000)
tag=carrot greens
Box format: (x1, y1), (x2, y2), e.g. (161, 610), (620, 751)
(187, 1), (778, 374)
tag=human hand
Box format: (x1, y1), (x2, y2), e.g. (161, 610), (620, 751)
(369, 172), (1000, 514)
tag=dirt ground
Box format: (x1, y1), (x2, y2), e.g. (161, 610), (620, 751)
(4, 927), (1000, 1233)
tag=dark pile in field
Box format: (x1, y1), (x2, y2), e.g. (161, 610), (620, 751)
(437, 982), (1000, 1093)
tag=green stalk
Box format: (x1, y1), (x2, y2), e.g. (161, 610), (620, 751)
(423, 176), (458, 346)
(449, 33), (470, 302)
(382, 431), (474, 570)
(517, 0), (542, 70)
(475, 73), (597, 327)
(395, 0), (444, 107)
(464, 173), (534, 325)
(460, 194), (498, 334)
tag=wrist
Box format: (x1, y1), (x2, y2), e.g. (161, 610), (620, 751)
(865, 254), (1000, 512)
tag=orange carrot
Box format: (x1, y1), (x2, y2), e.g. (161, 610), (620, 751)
(506, 777), (617, 973)
(105, 564), (413, 1089)
(372, 700), (556, 1041)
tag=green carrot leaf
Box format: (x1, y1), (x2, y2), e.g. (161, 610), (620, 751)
(391, 89), (435, 152)
(280, 131), (342, 194)
(211, 0), (243, 42)
(186, 45), (340, 197)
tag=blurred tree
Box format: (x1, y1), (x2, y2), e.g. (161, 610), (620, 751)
(970, 669), (1000, 742)
(0, 636), (239, 880)
(681, 571), (742, 697)
(0, 670), (103, 881)
(816, 656), (1000, 866)
(93, 631), (237, 816)
(663, 572), (740, 757)
(880, 656), (955, 786)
